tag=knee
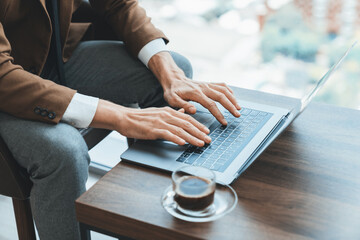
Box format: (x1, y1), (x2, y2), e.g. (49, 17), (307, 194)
(29, 125), (89, 180)
(170, 52), (193, 79)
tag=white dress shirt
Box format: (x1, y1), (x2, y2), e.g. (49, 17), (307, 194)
(61, 38), (168, 128)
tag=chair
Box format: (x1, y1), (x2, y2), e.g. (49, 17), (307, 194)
(0, 1), (118, 239)
(0, 128), (111, 240)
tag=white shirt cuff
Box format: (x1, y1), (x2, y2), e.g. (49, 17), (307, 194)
(61, 93), (99, 129)
(138, 38), (168, 67)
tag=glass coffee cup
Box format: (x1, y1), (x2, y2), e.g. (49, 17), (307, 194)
(172, 166), (216, 215)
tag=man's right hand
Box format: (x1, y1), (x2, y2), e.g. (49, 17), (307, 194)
(90, 100), (211, 147)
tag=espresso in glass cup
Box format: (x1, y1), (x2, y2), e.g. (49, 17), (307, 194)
(172, 166), (216, 213)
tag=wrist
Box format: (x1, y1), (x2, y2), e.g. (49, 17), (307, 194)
(148, 52), (185, 89)
(90, 99), (126, 131)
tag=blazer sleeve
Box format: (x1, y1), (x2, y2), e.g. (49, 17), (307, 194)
(0, 22), (76, 124)
(89, 0), (169, 57)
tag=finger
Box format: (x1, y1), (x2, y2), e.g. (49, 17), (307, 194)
(168, 95), (197, 114)
(166, 116), (211, 144)
(209, 84), (241, 110)
(154, 129), (186, 145)
(164, 123), (205, 147)
(205, 88), (240, 118)
(192, 92), (227, 125)
(178, 108), (185, 113)
(170, 108), (210, 134)
(213, 82), (234, 94)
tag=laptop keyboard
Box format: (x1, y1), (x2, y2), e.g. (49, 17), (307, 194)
(176, 108), (273, 172)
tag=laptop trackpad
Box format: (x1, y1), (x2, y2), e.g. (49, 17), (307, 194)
(121, 140), (188, 168)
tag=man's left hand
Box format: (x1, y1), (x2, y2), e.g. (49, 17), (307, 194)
(148, 52), (241, 125)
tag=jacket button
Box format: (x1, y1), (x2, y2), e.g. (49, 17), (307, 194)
(40, 109), (49, 117)
(34, 106), (42, 115)
(48, 112), (56, 119)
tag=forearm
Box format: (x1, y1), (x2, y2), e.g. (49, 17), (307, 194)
(89, 99), (123, 131)
(148, 51), (185, 89)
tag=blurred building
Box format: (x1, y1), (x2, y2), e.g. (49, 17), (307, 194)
(294, 0), (359, 36)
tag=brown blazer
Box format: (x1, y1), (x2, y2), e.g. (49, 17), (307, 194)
(0, 0), (167, 123)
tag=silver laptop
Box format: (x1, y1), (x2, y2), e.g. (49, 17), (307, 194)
(121, 43), (356, 184)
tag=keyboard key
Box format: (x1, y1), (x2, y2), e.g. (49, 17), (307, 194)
(195, 149), (203, 154)
(228, 125), (236, 130)
(211, 141), (221, 146)
(222, 142), (231, 147)
(195, 157), (206, 164)
(202, 153), (211, 158)
(211, 163), (222, 171)
(220, 133), (229, 138)
(253, 119), (261, 123)
(193, 162), (203, 166)
(185, 154), (199, 164)
(180, 153), (190, 158)
(202, 162), (213, 169)
(243, 119), (251, 124)
(210, 133), (219, 138)
(206, 148), (215, 154)
(185, 146), (196, 153)
(176, 157), (186, 162)
(250, 110), (259, 116)
(228, 136), (237, 141)
(207, 157), (218, 164)
(214, 129), (222, 134)
(241, 109), (251, 115)
(235, 138), (244, 143)
(259, 112), (267, 116)
(212, 151), (222, 157)
(234, 119), (243, 124)
(234, 129), (241, 134)
(226, 149), (236, 154)
(216, 158), (227, 164)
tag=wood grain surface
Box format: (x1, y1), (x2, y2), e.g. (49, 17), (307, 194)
(76, 100), (360, 240)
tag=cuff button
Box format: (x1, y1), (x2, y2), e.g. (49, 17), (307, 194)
(40, 109), (49, 117)
(34, 107), (42, 115)
(48, 112), (56, 119)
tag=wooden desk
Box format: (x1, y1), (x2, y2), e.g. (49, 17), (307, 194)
(76, 100), (360, 240)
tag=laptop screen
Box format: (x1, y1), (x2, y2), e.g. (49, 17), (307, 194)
(300, 41), (357, 112)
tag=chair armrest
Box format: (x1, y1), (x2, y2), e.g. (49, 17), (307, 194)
(0, 136), (32, 200)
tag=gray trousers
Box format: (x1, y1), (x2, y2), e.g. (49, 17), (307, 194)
(0, 41), (192, 240)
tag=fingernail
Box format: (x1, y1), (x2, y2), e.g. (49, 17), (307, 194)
(205, 136), (212, 142)
(198, 140), (205, 146)
(223, 120), (228, 125)
(189, 106), (196, 112)
(236, 111), (241, 117)
(205, 127), (210, 133)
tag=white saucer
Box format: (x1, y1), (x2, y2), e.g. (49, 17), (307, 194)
(161, 183), (238, 222)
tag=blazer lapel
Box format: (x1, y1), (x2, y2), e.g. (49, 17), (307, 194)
(58, 0), (73, 54)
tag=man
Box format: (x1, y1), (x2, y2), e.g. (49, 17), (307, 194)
(0, 0), (240, 239)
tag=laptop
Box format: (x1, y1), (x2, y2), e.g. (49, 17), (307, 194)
(121, 43), (356, 184)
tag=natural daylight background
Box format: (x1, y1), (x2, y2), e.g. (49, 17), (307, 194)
(139, 0), (360, 110)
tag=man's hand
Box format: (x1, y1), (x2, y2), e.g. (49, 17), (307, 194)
(148, 52), (241, 125)
(90, 100), (211, 147)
